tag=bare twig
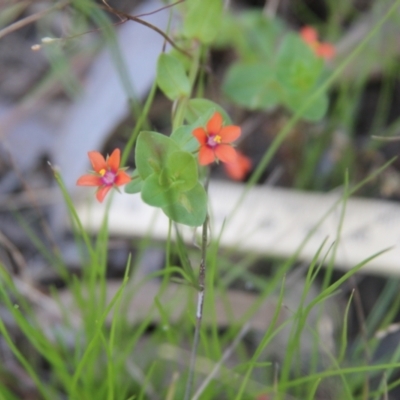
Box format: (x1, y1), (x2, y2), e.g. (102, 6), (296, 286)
(102, 1), (191, 58)
(192, 322), (251, 400)
(165, 372), (180, 400)
(0, 0), (70, 40)
(0, 231), (26, 276)
(371, 135), (400, 141)
(348, 277), (371, 397)
(134, 0), (185, 18)
(159, 343), (267, 392)
(13, 277), (73, 324)
(126, 359), (160, 400)
(0, 187), (60, 210)
(184, 215), (208, 400)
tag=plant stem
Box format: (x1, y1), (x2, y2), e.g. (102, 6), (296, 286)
(172, 44), (202, 131)
(103, 2), (191, 58)
(184, 214), (208, 400)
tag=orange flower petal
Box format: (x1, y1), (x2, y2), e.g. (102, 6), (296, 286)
(317, 43), (335, 60)
(224, 152), (252, 181)
(193, 127), (208, 145)
(76, 174), (102, 186)
(300, 26), (318, 44)
(206, 112), (223, 135)
(215, 144), (237, 164)
(88, 151), (107, 173)
(198, 146), (215, 165)
(115, 170), (131, 186)
(219, 125), (241, 143)
(96, 185), (112, 202)
(107, 148), (121, 173)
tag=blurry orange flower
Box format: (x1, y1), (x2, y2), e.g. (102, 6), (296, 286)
(224, 151), (252, 181)
(76, 148), (131, 202)
(300, 26), (335, 60)
(192, 112), (241, 165)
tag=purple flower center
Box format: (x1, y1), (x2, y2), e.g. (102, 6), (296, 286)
(207, 134), (221, 148)
(101, 170), (116, 186)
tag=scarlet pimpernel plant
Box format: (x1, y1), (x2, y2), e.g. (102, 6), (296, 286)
(192, 111), (241, 165)
(73, 1), (246, 397)
(224, 150), (252, 181)
(300, 25), (336, 60)
(76, 148), (131, 202)
(72, 0), (343, 398)
(72, 0), (343, 397)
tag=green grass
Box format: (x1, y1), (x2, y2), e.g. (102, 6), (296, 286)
(2, 0), (400, 399)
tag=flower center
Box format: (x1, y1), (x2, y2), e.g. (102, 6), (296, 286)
(207, 134), (222, 148)
(100, 169), (116, 186)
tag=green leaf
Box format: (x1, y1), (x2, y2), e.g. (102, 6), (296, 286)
(156, 53), (191, 101)
(276, 33), (323, 93)
(185, 98), (232, 124)
(135, 131), (180, 180)
(236, 11), (283, 62)
(168, 48), (191, 72)
(284, 89), (329, 121)
(166, 151), (197, 192)
(170, 125), (199, 153)
(141, 173), (178, 207)
(183, 0), (223, 44)
(223, 62), (281, 110)
(124, 170), (143, 194)
(162, 183), (207, 227)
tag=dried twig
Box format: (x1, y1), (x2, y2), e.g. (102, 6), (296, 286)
(192, 323), (251, 400)
(102, 0), (191, 58)
(0, 231), (26, 276)
(0, 0), (70, 40)
(134, 0), (185, 18)
(184, 215), (208, 400)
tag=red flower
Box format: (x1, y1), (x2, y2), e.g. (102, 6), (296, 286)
(192, 112), (241, 165)
(300, 25), (318, 44)
(76, 148), (131, 202)
(316, 42), (335, 60)
(300, 26), (335, 60)
(224, 151), (252, 181)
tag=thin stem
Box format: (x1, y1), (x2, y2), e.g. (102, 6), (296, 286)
(159, 219), (173, 295)
(121, 77), (158, 166)
(172, 43), (202, 130)
(102, 1), (191, 58)
(192, 323), (251, 400)
(134, 0), (185, 18)
(184, 214), (208, 400)
(0, 0), (70, 40)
